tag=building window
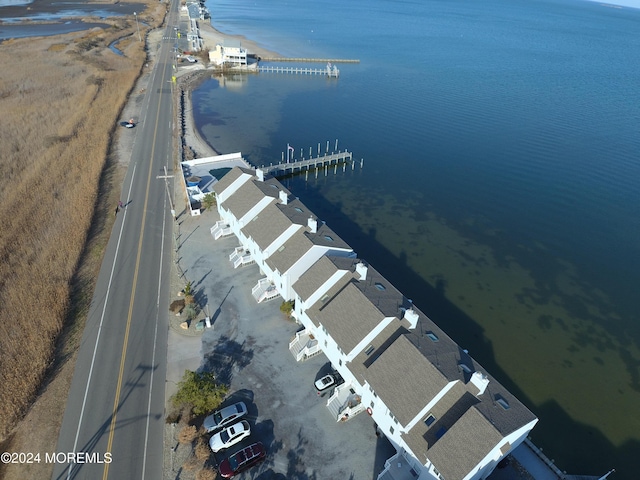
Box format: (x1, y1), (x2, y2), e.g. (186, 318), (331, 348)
(339, 359), (342, 366)
(426, 331), (439, 342)
(425, 414), (436, 427)
(324, 340), (327, 347)
(365, 345), (375, 356)
(459, 363), (472, 373)
(324, 235), (334, 242)
(295, 207), (303, 213)
(374, 282), (386, 291)
(389, 426), (394, 435)
(370, 401), (375, 408)
(496, 396), (510, 410)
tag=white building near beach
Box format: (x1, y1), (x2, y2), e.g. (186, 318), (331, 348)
(208, 40), (248, 67)
(212, 166), (538, 480)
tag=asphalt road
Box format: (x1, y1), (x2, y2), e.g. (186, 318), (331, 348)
(51, 4), (180, 479)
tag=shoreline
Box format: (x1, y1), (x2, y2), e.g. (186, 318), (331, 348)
(178, 20), (282, 159)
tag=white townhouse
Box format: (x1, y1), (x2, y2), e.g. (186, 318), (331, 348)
(212, 167), (354, 303)
(212, 167), (538, 480)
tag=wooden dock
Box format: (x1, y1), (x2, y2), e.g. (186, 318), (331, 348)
(258, 64), (339, 77)
(258, 150), (360, 177)
(259, 57), (360, 63)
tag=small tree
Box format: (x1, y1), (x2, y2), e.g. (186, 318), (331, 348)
(280, 299), (295, 317)
(171, 370), (228, 416)
(202, 192), (217, 210)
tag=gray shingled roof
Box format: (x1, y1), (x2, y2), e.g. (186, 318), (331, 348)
(220, 179), (275, 220)
(423, 407), (503, 480)
(293, 256), (342, 303)
(364, 335), (449, 426)
(293, 256), (358, 303)
(266, 231), (314, 274)
(313, 281), (387, 354)
(212, 166), (252, 197)
(241, 202), (297, 250)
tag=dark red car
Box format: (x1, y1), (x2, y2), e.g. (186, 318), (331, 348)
(218, 442), (266, 478)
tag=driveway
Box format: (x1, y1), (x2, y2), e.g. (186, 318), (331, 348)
(171, 207), (395, 479)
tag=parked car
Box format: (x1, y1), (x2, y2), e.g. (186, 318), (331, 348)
(209, 420), (251, 452)
(119, 121), (135, 128)
(314, 371), (344, 395)
(218, 442), (266, 478)
(203, 402), (248, 433)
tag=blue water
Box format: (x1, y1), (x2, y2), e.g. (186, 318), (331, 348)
(195, 0), (640, 477)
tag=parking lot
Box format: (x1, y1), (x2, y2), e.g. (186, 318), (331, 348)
(170, 207), (396, 479)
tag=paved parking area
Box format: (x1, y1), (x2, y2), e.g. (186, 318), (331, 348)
(170, 207), (396, 479)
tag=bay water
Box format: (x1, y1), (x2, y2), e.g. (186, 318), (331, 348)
(195, 0), (640, 476)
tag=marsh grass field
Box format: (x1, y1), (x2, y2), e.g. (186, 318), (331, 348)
(0, 3), (165, 478)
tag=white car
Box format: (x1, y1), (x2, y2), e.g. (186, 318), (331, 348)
(203, 402), (248, 433)
(209, 420), (251, 452)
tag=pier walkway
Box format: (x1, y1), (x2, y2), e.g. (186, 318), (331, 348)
(257, 150), (358, 177)
(258, 63), (340, 77)
(259, 57), (359, 63)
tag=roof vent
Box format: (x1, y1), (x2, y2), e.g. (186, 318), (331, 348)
(355, 261), (368, 281)
(403, 308), (419, 330)
(307, 216), (317, 233)
(470, 371), (489, 396)
(279, 189), (288, 204)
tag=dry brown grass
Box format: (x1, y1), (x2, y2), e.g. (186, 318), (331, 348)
(178, 425), (198, 444)
(0, 0), (166, 464)
(196, 467), (218, 480)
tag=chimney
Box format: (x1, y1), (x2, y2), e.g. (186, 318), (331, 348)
(470, 371), (489, 396)
(279, 189), (288, 204)
(307, 216), (317, 233)
(403, 308), (419, 330)
(355, 261), (368, 281)
(256, 169), (265, 182)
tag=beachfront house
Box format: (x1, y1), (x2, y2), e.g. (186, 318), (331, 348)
(208, 40), (248, 67)
(212, 166), (538, 480)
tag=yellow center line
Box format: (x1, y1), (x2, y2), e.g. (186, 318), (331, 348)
(101, 31), (172, 480)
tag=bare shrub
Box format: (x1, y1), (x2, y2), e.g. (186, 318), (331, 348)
(182, 455), (202, 472)
(178, 425), (198, 444)
(194, 438), (211, 462)
(196, 467), (218, 480)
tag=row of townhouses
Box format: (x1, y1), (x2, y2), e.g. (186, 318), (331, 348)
(211, 166), (538, 480)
